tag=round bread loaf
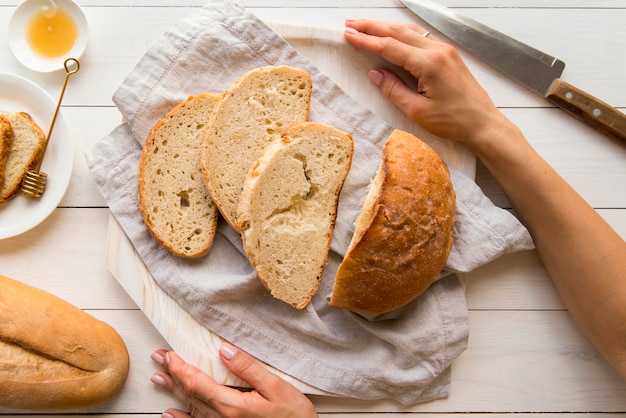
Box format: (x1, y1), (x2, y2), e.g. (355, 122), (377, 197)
(330, 129), (456, 314)
(0, 275), (130, 410)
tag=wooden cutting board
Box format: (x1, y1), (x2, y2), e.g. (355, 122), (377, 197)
(105, 23), (476, 395)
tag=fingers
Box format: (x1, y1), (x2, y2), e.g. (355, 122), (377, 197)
(150, 350), (223, 417)
(151, 346), (318, 418)
(367, 68), (426, 122)
(219, 343), (318, 415)
(344, 19), (433, 69)
(162, 408), (193, 418)
(218, 343), (283, 399)
(345, 18), (433, 45)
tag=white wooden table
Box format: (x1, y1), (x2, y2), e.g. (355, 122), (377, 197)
(1, 1), (626, 416)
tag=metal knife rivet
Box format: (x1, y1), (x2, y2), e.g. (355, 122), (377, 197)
(21, 57), (79, 198)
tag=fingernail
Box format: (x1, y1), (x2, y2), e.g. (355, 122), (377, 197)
(220, 342), (238, 361)
(164, 352), (171, 365)
(150, 373), (167, 387)
(345, 26), (359, 34)
(151, 352), (165, 366)
(368, 69), (384, 86)
(162, 413), (174, 418)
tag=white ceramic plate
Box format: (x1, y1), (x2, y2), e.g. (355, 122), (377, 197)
(8, 0), (89, 73)
(0, 73), (73, 239)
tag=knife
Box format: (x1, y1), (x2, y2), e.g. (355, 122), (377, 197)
(400, 0), (626, 142)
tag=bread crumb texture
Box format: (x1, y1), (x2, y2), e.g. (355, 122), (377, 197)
(0, 112), (46, 204)
(138, 94), (220, 258)
(238, 122), (353, 309)
(201, 66), (312, 229)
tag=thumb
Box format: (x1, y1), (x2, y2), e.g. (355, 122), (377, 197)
(368, 68), (425, 122)
(219, 343), (280, 397)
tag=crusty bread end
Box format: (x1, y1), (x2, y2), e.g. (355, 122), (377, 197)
(330, 129), (456, 314)
(0, 112), (46, 204)
(0, 115), (15, 192)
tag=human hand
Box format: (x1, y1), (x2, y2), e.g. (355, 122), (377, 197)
(344, 19), (512, 146)
(150, 343), (318, 418)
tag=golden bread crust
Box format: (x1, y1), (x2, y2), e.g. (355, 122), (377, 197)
(330, 129), (455, 314)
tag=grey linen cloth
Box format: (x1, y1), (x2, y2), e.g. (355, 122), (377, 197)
(85, 0), (534, 405)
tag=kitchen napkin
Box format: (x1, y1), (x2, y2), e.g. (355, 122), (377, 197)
(85, 0), (534, 405)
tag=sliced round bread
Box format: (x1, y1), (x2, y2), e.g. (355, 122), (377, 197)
(201, 65), (313, 229)
(330, 129), (456, 314)
(0, 112), (46, 204)
(138, 93), (221, 258)
(0, 115), (15, 192)
(237, 122), (354, 309)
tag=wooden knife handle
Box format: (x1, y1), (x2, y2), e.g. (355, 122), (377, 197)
(546, 78), (626, 142)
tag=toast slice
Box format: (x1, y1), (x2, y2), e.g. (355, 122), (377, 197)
(0, 112), (46, 204)
(237, 122), (353, 309)
(0, 115), (15, 192)
(201, 65), (312, 229)
(138, 93), (221, 258)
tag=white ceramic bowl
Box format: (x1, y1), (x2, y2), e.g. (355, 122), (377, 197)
(8, 0), (89, 73)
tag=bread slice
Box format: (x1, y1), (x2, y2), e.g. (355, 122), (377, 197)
(330, 129), (456, 314)
(138, 93), (221, 258)
(0, 112), (46, 204)
(0, 115), (15, 191)
(201, 65), (313, 229)
(237, 122), (353, 309)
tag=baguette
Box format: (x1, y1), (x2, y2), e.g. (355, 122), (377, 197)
(0, 114), (14, 191)
(0, 112), (46, 204)
(237, 122), (353, 309)
(138, 93), (221, 258)
(0, 274), (130, 410)
(330, 130), (456, 314)
(201, 65), (313, 229)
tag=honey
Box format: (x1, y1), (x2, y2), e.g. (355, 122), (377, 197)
(27, 7), (77, 57)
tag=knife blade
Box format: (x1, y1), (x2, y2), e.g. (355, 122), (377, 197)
(400, 0), (626, 141)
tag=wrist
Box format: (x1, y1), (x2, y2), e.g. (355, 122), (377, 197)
(465, 110), (528, 162)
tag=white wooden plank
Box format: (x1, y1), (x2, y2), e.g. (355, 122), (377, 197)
(3, 1), (626, 7)
(0, 208), (136, 309)
(312, 311), (626, 413)
(2, 309), (623, 414)
(60, 106), (121, 207)
(1, 7), (625, 108)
